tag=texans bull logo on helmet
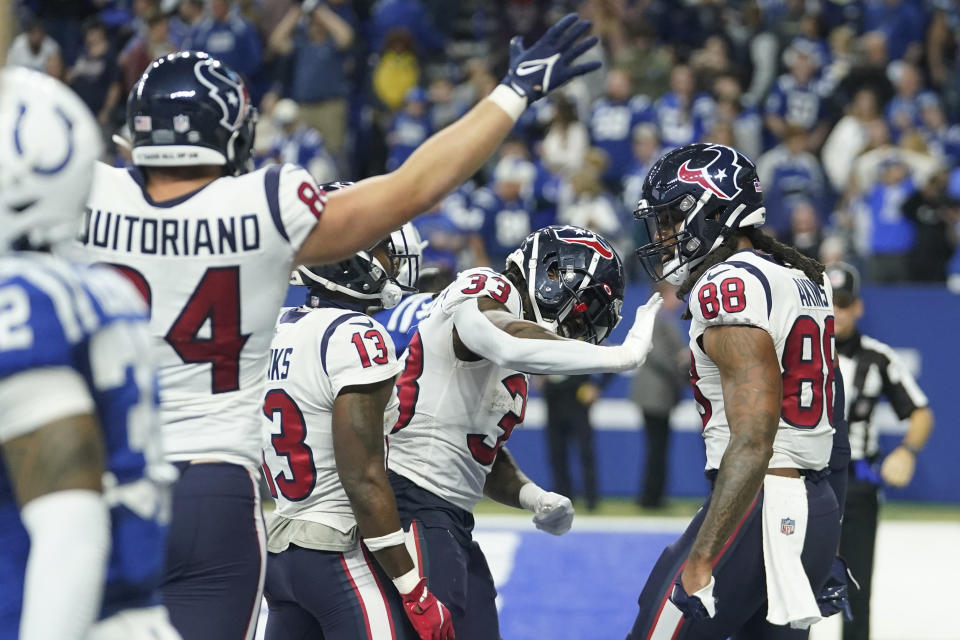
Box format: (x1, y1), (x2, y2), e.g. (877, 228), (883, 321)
(555, 228), (615, 260)
(193, 56), (251, 132)
(676, 144), (745, 201)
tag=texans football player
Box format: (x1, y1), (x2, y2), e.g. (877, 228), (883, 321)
(627, 143), (842, 639)
(386, 225), (663, 638)
(261, 192), (452, 639)
(73, 14), (602, 639)
(0, 69), (178, 640)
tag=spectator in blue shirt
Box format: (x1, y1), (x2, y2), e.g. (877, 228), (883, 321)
(652, 64), (715, 150)
(411, 183), (480, 274)
(588, 69), (652, 186)
(368, 0), (445, 57)
(764, 39), (831, 150)
(622, 124), (662, 213)
(712, 73), (763, 161)
(386, 87), (432, 171)
(268, 3), (354, 160)
(886, 62), (938, 141)
(919, 96), (960, 165)
(182, 0), (261, 79)
(471, 157), (544, 269)
(857, 157), (917, 282)
(862, 0), (927, 61)
(756, 125), (832, 234)
(258, 99), (337, 184)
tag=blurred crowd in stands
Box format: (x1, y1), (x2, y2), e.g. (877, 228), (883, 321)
(7, 0), (960, 288)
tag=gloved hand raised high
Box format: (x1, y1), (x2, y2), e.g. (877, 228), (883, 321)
(501, 13), (601, 105)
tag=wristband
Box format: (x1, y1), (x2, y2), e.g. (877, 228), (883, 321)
(392, 567), (422, 595)
(519, 482), (545, 512)
(902, 443), (922, 456)
(364, 529), (405, 552)
(487, 85), (527, 122)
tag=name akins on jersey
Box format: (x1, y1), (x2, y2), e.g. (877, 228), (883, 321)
(80, 208), (262, 256)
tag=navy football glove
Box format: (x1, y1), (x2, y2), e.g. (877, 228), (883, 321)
(817, 556), (858, 621)
(501, 13), (601, 105)
(670, 576), (717, 620)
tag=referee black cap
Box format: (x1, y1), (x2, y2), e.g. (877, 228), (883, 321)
(826, 262), (860, 308)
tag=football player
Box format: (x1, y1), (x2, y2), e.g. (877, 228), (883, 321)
(627, 143), (842, 639)
(262, 200), (452, 639)
(0, 69), (177, 639)
(73, 14), (601, 639)
(386, 225), (663, 638)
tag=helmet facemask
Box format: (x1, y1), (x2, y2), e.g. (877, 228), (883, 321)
(635, 190), (732, 285)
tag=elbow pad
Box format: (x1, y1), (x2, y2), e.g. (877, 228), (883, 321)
(20, 489), (110, 640)
(452, 299), (641, 374)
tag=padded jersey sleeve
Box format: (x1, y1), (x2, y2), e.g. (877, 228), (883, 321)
(689, 262), (773, 337)
(0, 276), (95, 441)
(439, 268), (523, 319)
(267, 163), (327, 252)
(320, 315), (403, 398)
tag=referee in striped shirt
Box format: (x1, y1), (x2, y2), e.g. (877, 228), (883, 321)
(827, 262), (935, 640)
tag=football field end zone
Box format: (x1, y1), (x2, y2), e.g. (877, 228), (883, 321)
(254, 516), (959, 639)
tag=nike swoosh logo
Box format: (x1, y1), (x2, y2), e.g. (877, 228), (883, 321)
(349, 318), (374, 328)
(706, 268), (731, 282)
(516, 62), (546, 77)
(514, 53), (560, 91)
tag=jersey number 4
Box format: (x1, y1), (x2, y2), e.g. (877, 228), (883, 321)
(114, 265), (251, 394)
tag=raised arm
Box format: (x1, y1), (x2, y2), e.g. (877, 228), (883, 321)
(680, 325), (781, 596)
(296, 13), (601, 265)
(450, 293), (662, 374)
(332, 379), (453, 640)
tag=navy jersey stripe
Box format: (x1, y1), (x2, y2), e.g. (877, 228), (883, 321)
(265, 165), (287, 242)
(320, 312), (366, 375)
(723, 260), (773, 318)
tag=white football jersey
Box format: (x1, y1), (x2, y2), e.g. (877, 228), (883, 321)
(688, 250), (836, 470)
(387, 268), (528, 512)
(74, 162), (324, 467)
(262, 305), (401, 532)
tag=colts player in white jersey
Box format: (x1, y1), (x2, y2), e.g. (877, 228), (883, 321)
(0, 69), (178, 639)
(386, 225), (664, 638)
(628, 143), (842, 639)
(72, 14), (603, 639)
(262, 207), (453, 640)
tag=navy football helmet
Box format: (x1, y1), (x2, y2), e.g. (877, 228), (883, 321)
(634, 143), (765, 285)
(127, 51), (256, 175)
(506, 225), (624, 345)
(292, 182), (422, 309)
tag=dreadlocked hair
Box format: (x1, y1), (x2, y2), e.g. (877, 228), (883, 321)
(677, 227), (825, 319)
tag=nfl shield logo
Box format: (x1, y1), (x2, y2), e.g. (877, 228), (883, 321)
(780, 517), (795, 536)
(173, 114), (191, 133)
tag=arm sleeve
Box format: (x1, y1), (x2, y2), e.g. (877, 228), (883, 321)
(451, 298), (635, 374)
(323, 317), (403, 398)
(272, 163), (327, 253)
(880, 349), (929, 419)
(0, 368), (96, 443)
(688, 264), (773, 338)
(19, 490), (110, 640)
